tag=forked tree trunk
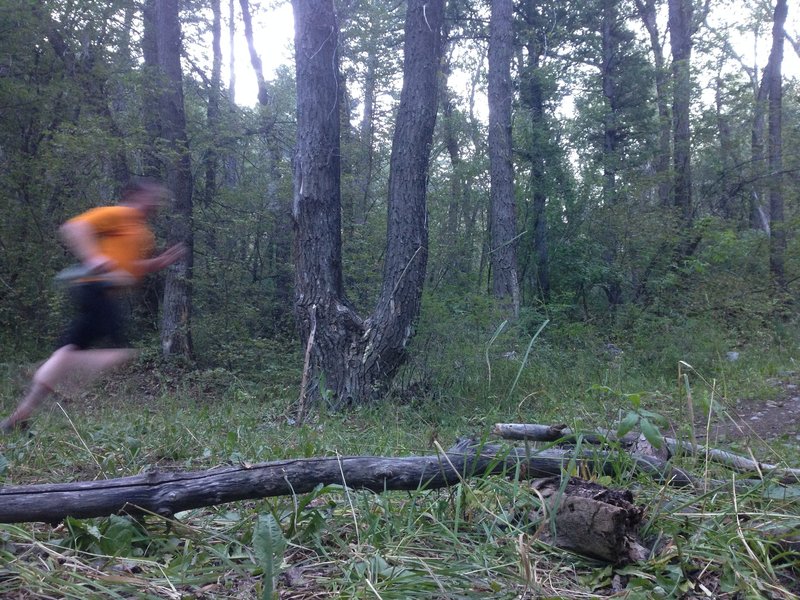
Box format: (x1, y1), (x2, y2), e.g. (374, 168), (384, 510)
(292, 0), (444, 407)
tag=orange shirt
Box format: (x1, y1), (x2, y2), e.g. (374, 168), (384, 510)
(67, 206), (155, 280)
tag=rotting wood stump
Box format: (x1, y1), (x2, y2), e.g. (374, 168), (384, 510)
(530, 476), (649, 564)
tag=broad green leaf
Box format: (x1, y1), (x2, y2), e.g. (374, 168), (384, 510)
(616, 411), (639, 437)
(253, 513), (287, 600)
(638, 409), (668, 425)
(640, 418), (663, 449)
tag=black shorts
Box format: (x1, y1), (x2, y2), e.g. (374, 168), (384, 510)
(59, 283), (129, 349)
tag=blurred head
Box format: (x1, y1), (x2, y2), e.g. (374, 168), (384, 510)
(121, 178), (170, 216)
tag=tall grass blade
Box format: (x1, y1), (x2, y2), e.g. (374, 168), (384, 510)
(485, 319), (507, 389)
(505, 319), (549, 403)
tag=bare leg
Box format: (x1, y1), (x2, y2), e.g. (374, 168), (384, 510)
(1, 345), (136, 432)
(45, 348), (137, 390)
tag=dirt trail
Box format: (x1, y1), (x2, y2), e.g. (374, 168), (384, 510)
(698, 372), (800, 445)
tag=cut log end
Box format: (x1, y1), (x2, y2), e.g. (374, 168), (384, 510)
(530, 477), (649, 564)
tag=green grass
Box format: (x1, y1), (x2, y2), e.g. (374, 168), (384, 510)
(2, 320), (800, 599)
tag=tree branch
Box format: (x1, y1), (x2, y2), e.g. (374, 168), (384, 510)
(0, 443), (694, 524)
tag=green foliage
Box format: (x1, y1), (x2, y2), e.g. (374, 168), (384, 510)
(3, 328), (800, 597)
(252, 512), (287, 600)
(1, 0), (800, 595)
(60, 515), (151, 557)
(608, 388), (668, 448)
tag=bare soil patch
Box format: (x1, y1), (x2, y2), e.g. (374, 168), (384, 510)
(699, 371), (800, 446)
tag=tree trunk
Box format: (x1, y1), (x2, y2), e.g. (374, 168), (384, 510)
(225, 0), (239, 185)
(530, 93), (550, 301)
(519, 1), (550, 301)
(436, 46), (473, 288)
(767, 0), (787, 289)
(714, 70), (734, 219)
(488, 0), (520, 318)
(601, 0), (619, 206)
(154, 0), (194, 359)
(668, 0), (693, 227)
(634, 0), (671, 207)
(239, 0), (270, 106)
(0, 443), (693, 525)
(204, 0), (222, 207)
(140, 0), (163, 179)
(531, 477), (648, 564)
(228, 0), (236, 103)
(292, 0), (444, 406)
(600, 0), (623, 307)
(355, 51), (377, 227)
(750, 61), (771, 232)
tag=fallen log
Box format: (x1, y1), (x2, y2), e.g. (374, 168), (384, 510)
(493, 423), (639, 445)
(663, 437), (800, 483)
(493, 422), (800, 483)
(0, 443), (693, 524)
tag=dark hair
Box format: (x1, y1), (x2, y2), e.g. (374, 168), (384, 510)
(121, 178), (165, 200)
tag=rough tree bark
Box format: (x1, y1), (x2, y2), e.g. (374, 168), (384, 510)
(151, 0), (194, 359)
(668, 0), (695, 227)
(531, 477), (649, 564)
(519, 0), (550, 301)
(767, 0), (788, 289)
(0, 443), (693, 525)
(488, 0), (520, 318)
(292, 0), (445, 406)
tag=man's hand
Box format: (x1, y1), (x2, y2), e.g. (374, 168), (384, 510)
(157, 243), (187, 269)
(100, 268), (137, 287)
(84, 254), (116, 275)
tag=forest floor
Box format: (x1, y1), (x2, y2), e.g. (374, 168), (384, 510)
(698, 370), (800, 446)
(3, 357), (800, 599)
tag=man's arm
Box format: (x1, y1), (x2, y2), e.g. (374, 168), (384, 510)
(59, 220), (115, 273)
(133, 243), (187, 275)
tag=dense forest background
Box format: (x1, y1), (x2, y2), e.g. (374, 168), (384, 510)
(5, 2), (800, 597)
(1, 0), (798, 404)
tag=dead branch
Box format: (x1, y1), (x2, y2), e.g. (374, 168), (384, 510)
(493, 422), (800, 483)
(663, 437), (800, 483)
(492, 423), (640, 445)
(0, 442), (693, 524)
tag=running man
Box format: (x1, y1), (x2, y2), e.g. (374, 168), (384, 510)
(1, 179), (186, 432)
